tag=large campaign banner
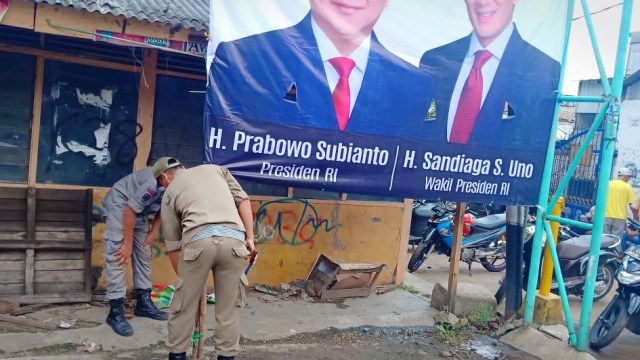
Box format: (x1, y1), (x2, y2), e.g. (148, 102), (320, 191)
(205, 0), (568, 204)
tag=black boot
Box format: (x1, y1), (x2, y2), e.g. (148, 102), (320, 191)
(106, 298), (134, 336)
(168, 352), (186, 360)
(134, 288), (169, 320)
(218, 356), (235, 360)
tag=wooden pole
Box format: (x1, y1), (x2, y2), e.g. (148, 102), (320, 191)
(447, 202), (466, 313)
(191, 287), (207, 360)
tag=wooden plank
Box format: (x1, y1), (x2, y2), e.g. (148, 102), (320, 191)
(0, 232), (26, 240)
(0, 210), (26, 221)
(0, 293), (91, 304)
(35, 282), (85, 294)
(0, 314), (58, 331)
(34, 260), (85, 271)
(0, 241), (92, 250)
(27, 56), (44, 185)
(35, 270), (84, 283)
(34, 231), (86, 242)
(10, 304), (55, 316)
(1, 0), (35, 29)
(36, 189), (87, 201)
(25, 249), (34, 295)
(0, 271), (25, 284)
(0, 252), (25, 261)
(85, 189), (93, 243)
(35, 200), (86, 212)
(447, 202), (466, 314)
(0, 283), (24, 295)
(133, 48), (158, 171)
(36, 212), (85, 222)
(35, 251), (84, 260)
(35, 222), (84, 231)
(156, 69), (206, 80)
(395, 198), (413, 285)
(26, 187), (36, 240)
(0, 221), (26, 232)
(0, 187), (26, 199)
(0, 261), (26, 271)
(0, 199), (27, 211)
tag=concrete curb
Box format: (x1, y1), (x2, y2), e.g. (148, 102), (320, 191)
(501, 327), (597, 360)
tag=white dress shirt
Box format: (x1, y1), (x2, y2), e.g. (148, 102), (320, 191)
(446, 23), (514, 141)
(311, 17), (370, 116)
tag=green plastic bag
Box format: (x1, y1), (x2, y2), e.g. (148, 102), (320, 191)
(154, 285), (175, 309)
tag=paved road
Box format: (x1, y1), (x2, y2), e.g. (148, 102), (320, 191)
(408, 250), (637, 360)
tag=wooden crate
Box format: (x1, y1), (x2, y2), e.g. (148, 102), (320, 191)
(0, 187), (93, 304)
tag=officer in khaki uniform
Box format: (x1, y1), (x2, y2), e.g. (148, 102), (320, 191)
(156, 161), (255, 360)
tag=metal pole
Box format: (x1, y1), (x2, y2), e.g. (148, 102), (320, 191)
(543, 221), (577, 345)
(580, 0), (612, 95)
(576, 0), (634, 351)
(505, 206), (525, 319)
(523, 0), (577, 325)
(539, 198), (564, 296)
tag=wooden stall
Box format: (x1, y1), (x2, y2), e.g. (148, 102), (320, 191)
(0, 186), (93, 304)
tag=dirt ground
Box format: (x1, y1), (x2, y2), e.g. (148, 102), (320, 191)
(6, 326), (537, 360)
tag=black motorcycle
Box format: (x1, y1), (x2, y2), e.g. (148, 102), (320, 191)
(589, 219), (640, 350)
(496, 223), (620, 304)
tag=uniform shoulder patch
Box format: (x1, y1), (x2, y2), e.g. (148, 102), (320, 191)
(139, 187), (157, 203)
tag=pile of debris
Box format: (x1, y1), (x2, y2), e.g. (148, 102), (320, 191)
(254, 280), (316, 303)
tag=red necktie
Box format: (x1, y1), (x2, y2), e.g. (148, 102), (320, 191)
(329, 57), (356, 131)
(450, 50), (493, 144)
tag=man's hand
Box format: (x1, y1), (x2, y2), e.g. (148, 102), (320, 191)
(245, 236), (257, 263)
(114, 243), (133, 267)
(142, 232), (158, 248)
(627, 228), (639, 237)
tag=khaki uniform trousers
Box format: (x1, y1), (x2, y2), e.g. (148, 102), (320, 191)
(166, 236), (248, 356)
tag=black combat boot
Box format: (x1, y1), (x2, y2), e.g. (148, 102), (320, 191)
(106, 298), (134, 336)
(168, 352), (186, 360)
(217, 356), (235, 360)
(134, 288), (169, 320)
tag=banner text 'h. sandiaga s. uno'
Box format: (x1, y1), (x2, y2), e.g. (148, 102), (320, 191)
(205, 0), (567, 205)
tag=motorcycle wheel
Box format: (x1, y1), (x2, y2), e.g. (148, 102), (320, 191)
(589, 297), (629, 350)
(480, 235), (507, 272)
(593, 264), (616, 302)
(408, 240), (434, 273)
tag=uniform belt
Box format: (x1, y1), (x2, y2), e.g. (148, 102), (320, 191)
(191, 224), (245, 243)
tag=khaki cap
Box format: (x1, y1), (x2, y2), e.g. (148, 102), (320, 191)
(152, 157), (182, 178)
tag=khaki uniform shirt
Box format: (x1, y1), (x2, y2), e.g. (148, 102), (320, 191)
(161, 165), (249, 252)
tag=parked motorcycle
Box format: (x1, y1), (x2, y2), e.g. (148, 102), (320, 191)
(495, 222), (620, 304)
(408, 202), (507, 274)
(589, 218), (640, 350)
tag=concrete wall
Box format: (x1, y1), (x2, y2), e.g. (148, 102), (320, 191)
(91, 190), (408, 289)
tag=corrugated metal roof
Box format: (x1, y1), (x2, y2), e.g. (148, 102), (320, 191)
(35, 0), (209, 31)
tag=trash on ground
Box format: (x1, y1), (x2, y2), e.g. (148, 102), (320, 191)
(306, 254), (386, 299)
(207, 292), (216, 304)
(76, 340), (102, 353)
(152, 284), (175, 309)
(58, 319), (77, 329)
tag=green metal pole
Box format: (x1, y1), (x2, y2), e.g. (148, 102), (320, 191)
(548, 103), (609, 208)
(576, 0), (634, 351)
(523, 0), (576, 325)
(545, 214), (593, 231)
(543, 221), (577, 345)
(580, 0), (612, 95)
(558, 95), (605, 103)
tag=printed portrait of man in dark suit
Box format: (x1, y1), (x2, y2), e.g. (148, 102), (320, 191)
(419, 0), (561, 150)
(208, 0), (432, 139)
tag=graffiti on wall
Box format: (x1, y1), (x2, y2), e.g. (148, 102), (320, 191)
(255, 198), (341, 248)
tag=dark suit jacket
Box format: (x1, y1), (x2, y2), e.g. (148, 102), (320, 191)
(208, 13), (431, 138)
(419, 26), (560, 150)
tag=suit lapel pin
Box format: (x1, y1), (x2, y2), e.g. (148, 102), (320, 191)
(425, 99), (437, 121)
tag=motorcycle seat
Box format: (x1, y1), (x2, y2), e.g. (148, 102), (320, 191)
(556, 234), (619, 260)
(473, 213), (506, 230)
